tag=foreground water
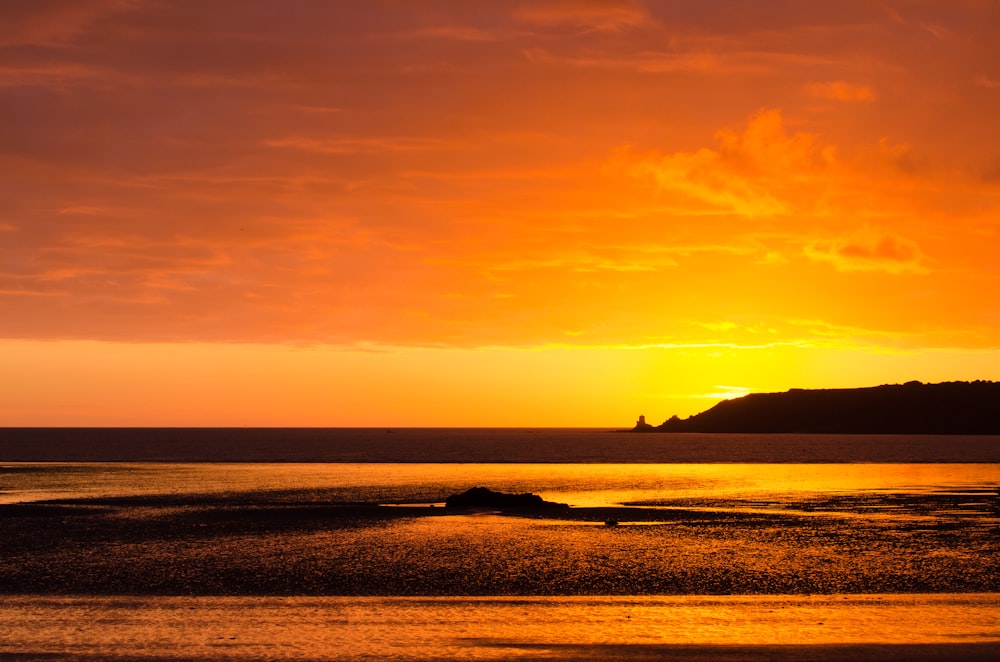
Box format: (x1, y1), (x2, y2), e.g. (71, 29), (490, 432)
(2, 430), (999, 659)
(4, 595), (1000, 660)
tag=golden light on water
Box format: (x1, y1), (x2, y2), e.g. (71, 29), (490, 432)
(3, 454), (1000, 658)
(4, 595), (999, 659)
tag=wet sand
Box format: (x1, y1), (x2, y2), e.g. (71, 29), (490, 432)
(3, 489), (999, 660)
(2, 489), (999, 595)
(2, 643), (999, 661)
(501, 643), (1000, 662)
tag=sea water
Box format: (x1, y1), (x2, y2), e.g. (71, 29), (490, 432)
(2, 429), (1000, 659)
(2, 459), (1000, 508)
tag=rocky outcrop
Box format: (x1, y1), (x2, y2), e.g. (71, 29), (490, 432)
(445, 487), (567, 510)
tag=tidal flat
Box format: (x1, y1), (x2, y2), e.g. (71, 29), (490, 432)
(2, 485), (999, 595)
(3, 459), (1000, 659)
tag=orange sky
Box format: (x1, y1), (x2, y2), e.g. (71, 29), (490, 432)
(2, 1), (1000, 426)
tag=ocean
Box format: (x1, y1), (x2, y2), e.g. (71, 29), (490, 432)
(3, 427), (1000, 463)
(2, 428), (999, 660)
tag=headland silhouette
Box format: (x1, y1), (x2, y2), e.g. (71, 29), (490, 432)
(634, 380), (1000, 434)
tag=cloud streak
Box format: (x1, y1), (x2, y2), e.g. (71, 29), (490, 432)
(514, 0), (653, 32)
(806, 80), (875, 102)
(805, 227), (928, 274)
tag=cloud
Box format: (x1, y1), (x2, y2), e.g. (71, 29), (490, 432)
(974, 75), (1000, 89)
(264, 136), (465, 154)
(806, 80), (875, 102)
(0, 62), (120, 88)
(2, 3), (999, 353)
(876, 137), (919, 173)
(805, 226), (928, 274)
(521, 46), (851, 76)
(694, 385), (752, 400)
(0, 0), (133, 47)
(514, 0), (652, 32)
(430, 243), (683, 275)
(57, 205), (109, 216)
(698, 321), (739, 333)
(521, 49), (737, 74)
(619, 109), (834, 217)
(405, 25), (503, 42)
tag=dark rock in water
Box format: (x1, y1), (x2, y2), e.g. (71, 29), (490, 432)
(445, 487), (567, 510)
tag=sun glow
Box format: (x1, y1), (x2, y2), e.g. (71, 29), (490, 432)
(2, 2), (1000, 425)
(1, 339), (998, 427)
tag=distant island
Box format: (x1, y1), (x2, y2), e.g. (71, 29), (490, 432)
(633, 381), (1000, 434)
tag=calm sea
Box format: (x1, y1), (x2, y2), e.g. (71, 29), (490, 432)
(2, 429), (999, 660)
(2, 427), (1000, 462)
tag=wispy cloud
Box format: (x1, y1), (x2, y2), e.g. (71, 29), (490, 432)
(805, 226), (929, 274)
(973, 75), (1000, 89)
(514, 0), (653, 33)
(0, 62), (122, 88)
(404, 25), (505, 42)
(693, 385), (753, 400)
(0, 0), (134, 47)
(806, 80), (875, 101)
(522, 48), (734, 73)
(264, 136), (467, 154)
(57, 205), (110, 216)
(523, 47), (850, 75)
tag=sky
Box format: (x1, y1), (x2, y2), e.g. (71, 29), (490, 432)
(2, 0), (1000, 426)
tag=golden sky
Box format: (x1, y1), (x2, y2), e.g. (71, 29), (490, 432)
(2, 0), (1000, 425)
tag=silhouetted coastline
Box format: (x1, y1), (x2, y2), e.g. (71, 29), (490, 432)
(635, 381), (1000, 434)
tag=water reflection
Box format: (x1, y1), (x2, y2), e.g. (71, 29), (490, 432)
(4, 462), (1000, 658)
(3, 462), (999, 506)
(2, 595), (999, 660)
(2, 463), (999, 596)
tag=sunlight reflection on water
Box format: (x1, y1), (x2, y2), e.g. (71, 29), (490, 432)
(2, 595), (999, 660)
(3, 462), (999, 506)
(3, 463), (1000, 596)
(4, 461), (1000, 658)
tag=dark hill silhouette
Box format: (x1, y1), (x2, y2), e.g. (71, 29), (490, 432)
(637, 381), (1000, 434)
